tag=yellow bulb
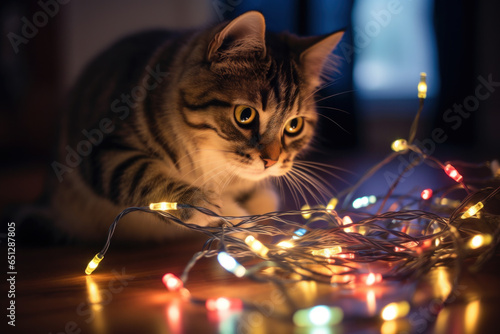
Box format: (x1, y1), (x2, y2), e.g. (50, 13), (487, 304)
(85, 253), (104, 275)
(418, 72), (427, 99)
(301, 204), (311, 219)
(461, 202), (484, 219)
(326, 197), (338, 212)
(381, 301), (410, 321)
(468, 234), (492, 249)
(244, 235), (269, 258)
(311, 246), (342, 257)
(277, 240), (294, 249)
(149, 202), (177, 211)
(391, 139), (408, 152)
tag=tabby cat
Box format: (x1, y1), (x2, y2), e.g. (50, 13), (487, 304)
(49, 11), (344, 241)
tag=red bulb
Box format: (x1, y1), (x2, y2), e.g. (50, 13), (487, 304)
(162, 273), (183, 291)
(421, 189), (433, 200)
(444, 164), (463, 182)
(206, 297), (243, 311)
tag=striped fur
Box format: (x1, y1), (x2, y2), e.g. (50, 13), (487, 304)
(49, 12), (344, 241)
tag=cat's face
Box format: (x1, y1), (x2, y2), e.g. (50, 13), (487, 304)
(175, 11), (343, 181)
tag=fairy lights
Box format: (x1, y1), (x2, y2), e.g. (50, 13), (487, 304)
(418, 72), (427, 99)
(421, 189), (433, 200)
(244, 235), (269, 258)
(84, 74), (500, 328)
(162, 273), (183, 291)
(461, 202), (484, 219)
(360, 273), (383, 286)
(391, 139), (408, 152)
(468, 234), (492, 249)
(206, 297), (243, 312)
(149, 202), (178, 211)
(85, 253), (104, 275)
(293, 305), (343, 327)
(311, 246), (342, 258)
(381, 301), (410, 321)
(326, 197), (338, 211)
(217, 252), (246, 277)
(352, 195), (377, 209)
(444, 164), (463, 183)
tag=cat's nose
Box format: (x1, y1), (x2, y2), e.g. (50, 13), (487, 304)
(262, 158), (278, 168)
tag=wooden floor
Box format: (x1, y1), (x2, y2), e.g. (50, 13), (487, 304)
(9, 236), (500, 334)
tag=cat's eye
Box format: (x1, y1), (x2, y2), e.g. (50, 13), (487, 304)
(284, 117), (304, 136)
(234, 105), (257, 126)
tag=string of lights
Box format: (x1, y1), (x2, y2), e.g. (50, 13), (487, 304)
(84, 73), (500, 326)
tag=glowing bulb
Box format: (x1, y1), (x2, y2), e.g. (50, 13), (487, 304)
(85, 253), (104, 275)
(206, 297), (243, 312)
(342, 215), (355, 233)
(326, 197), (338, 212)
(381, 301), (410, 321)
(391, 139), (408, 152)
(333, 253), (355, 259)
(301, 204), (312, 219)
(293, 305), (343, 327)
(244, 235), (269, 258)
(421, 189), (433, 200)
(360, 273), (382, 286)
(149, 202), (177, 210)
(468, 234), (492, 249)
(277, 240), (294, 248)
(352, 195), (376, 209)
(162, 273), (183, 291)
(394, 241), (418, 252)
(461, 202), (484, 219)
(217, 252), (246, 277)
(293, 228), (307, 240)
(444, 164), (463, 183)
(418, 72), (427, 99)
(311, 246), (342, 258)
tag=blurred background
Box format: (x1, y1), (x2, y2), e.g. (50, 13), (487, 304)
(1, 0), (499, 216)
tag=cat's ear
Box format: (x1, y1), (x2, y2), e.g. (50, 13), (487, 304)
(207, 11), (266, 62)
(299, 31), (345, 86)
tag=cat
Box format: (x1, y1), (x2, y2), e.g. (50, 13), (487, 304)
(48, 11), (344, 242)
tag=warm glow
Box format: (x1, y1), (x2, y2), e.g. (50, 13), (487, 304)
(326, 197), (338, 212)
(277, 240), (294, 249)
(301, 204), (312, 219)
(361, 273), (382, 286)
(381, 301), (410, 321)
(244, 235), (269, 258)
(464, 300), (480, 333)
(417, 72), (427, 99)
(149, 202), (178, 211)
(468, 234), (492, 249)
(391, 139), (408, 152)
(394, 241), (418, 252)
(366, 290), (377, 316)
(311, 246), (342, 258)
(461, 202), (484, 219)
(85, 253), (104, 275)
(342, 215), (355, 233)
(162, 273), (183, 291)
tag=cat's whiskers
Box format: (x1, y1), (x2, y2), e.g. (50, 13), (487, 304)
(288, 168), (331, 204)
(292, 166), (335, 199)
(293, 160), (353, 185)
(316, 113), (350, 134)
(313, 89), (355, 104)
(315, 105), (350, 114)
